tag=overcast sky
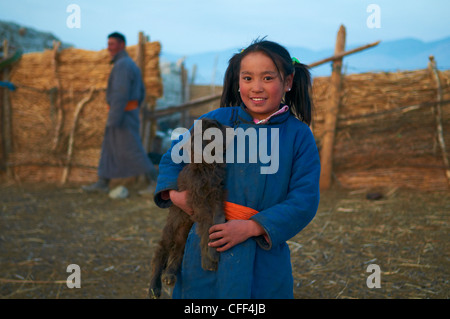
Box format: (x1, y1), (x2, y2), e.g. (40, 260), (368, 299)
(1, 0), (449, 54)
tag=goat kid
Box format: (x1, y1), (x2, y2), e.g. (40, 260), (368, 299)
(149, 118), (228, 299)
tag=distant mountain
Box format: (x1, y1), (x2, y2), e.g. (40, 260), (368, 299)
(0, 20), (73, 54)
(161, 36), (450, 85)
(2, 18), (448, 85)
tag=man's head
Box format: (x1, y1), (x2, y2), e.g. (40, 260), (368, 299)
(107, 32), (126, 58)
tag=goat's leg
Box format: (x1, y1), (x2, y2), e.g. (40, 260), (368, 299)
(162, 212), (192, 287)
(212, 201), (226, 225)
(148, 239), (168, 299)
(199, 201), (226, 271)
(149, 207), (183, 298)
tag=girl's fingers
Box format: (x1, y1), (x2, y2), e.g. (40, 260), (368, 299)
(208, 237), (226, 248)
(209, 238), (233, 252)
(215, 243), (232, 252)
(209, 220), (260, 252)
(209, 231), (221, 240)
(208, 225), (218, 234)
(209, 223), (226, 234)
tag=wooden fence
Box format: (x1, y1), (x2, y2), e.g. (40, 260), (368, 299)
(142, 25), (450, 191)
(1, 26), (449, 191)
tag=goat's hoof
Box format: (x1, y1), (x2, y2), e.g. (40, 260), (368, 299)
(202, 248), (219, 271)
(162, 273), (177, 286)
(149, 287), (161, 299)
(201, 258), (218, 272)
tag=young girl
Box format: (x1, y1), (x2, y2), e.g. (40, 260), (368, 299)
(154, 39), (320, 298)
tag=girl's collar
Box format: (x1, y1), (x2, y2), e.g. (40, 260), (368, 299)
(253, 105), (289, 124)
(238, 104), (290, 125)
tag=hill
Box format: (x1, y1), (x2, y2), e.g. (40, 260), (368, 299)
(0, 20), (72, 54)
(161, 36), (450, 85)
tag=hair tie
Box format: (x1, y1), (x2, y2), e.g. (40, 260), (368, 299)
(292, 57), (301, 65)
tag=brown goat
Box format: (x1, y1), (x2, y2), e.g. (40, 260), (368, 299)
(149, 118), (228, 299)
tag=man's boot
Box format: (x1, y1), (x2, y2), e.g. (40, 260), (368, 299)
(81, 177), (110, 193)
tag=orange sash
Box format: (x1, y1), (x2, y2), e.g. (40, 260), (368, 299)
(108, 100), (139, 111)
(224, 201), (259, 220)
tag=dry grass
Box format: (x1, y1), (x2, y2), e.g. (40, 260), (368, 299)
(291, 187), (449, 299)
(0, 182), (448, 299)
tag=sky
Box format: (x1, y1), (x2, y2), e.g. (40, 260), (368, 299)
(0, 0), (449, 55)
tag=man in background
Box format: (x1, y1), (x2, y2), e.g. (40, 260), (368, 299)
(82, 32), (157, 195)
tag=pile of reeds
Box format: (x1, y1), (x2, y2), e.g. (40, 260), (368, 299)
(312, 69), (450, 191)
(3, 42), (162, 184)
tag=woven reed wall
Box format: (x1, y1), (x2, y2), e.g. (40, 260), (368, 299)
(312, 69), (450, 191)
(1, 42), (162, 184)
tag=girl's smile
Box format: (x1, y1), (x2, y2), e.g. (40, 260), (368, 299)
(239, 52), (293, 120)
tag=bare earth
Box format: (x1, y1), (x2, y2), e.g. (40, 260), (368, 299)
(0, 182), (448, 299)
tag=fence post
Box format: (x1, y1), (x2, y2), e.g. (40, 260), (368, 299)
(428, 55), (450, 187)
(136, 31), (148, 144)
(2, 39), (12, 177)
(61, 87), (95, 184)
(319, 25), (346, 190)
(51, 40), (63, 152)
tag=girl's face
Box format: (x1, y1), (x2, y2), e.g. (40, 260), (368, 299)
(239, 52), (293, 120)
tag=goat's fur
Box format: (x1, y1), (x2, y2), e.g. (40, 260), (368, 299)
(149, 119), (227, 299)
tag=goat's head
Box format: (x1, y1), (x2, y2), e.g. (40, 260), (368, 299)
(189, 118), (229, 165)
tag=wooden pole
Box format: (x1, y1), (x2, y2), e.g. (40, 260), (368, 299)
(428, 55), (450, 187)
(61, 87), (95, 184)
(308, 40), (380, 68)
(319, 25), (346, 190)
(190, 64), (197, 85)
(144, 93), (222, 119)
(180, 58), (191, 128)
(51, 40), (63, 151)
(136, 31), (146, 78)
(181, 59), (189, 103)
(211, 54), (218, 94)
(146, 39), (161, 155)
(2, 39), (12, 177)
(136, 31), (156, 155)
(136, 31), (146, 140)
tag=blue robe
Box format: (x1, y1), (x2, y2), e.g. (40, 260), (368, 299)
(98, 50), (154, 179)
(154, 105), (321, 298)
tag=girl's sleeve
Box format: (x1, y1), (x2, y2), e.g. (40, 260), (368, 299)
(250, 126), (321, 250)
(153, 134), (186, 208)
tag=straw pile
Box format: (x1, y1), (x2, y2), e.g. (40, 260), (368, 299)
(3, 42), (162, 183)
(312, 69), (450, 191)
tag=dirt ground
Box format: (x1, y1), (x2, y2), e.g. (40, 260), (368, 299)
(0, 181), (448, 299)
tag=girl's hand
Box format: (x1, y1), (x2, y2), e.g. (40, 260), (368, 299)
(208, 220), (266, 252)
(169, 190), (193, 215)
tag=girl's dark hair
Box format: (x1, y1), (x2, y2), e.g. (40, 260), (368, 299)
(220, 38), (313, 125)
